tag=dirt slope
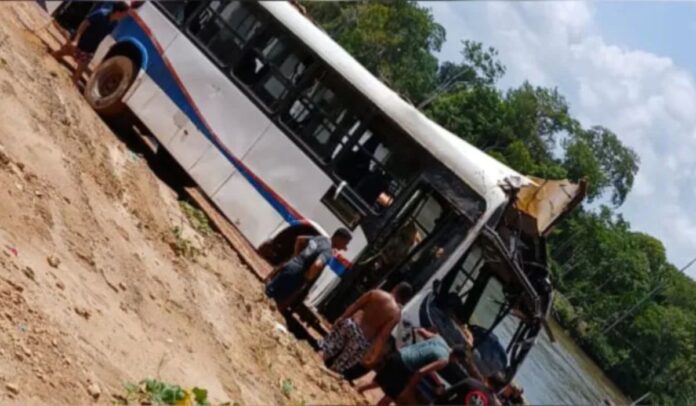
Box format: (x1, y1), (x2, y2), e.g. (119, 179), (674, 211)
(0, 3), (362, 405)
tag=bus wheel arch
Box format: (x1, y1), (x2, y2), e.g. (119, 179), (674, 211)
(258, 222), (323, 266)
(84, 39), (147, 116)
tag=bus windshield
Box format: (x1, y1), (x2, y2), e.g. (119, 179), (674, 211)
(433, 235), (530, 378)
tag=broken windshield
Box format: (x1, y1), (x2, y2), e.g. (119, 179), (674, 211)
(435, 235), (529, 377)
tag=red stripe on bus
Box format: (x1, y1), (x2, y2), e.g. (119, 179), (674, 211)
(129, 12), (305, 223)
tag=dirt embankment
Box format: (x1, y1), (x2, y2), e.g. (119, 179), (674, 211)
(0, 3), (362, 405)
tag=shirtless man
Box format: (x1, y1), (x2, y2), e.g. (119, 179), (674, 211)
(320, 283), (413, 374)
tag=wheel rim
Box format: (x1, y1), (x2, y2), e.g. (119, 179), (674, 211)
(97, 69), (124, 99)
(89, 58), (132, 108)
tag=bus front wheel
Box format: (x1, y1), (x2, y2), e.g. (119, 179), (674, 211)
(84, 55), (135, 116)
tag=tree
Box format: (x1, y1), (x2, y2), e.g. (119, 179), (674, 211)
(563, 126), (639, 206)
(304, 1), (445, 104)
(418, 40), (505, 109)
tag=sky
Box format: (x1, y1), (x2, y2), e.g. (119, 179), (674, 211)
(426, 1), (696, 276)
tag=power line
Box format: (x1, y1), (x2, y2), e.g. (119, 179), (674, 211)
(602, 255), (696, 334)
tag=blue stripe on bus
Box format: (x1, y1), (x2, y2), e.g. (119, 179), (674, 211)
(111, 15), (350, 276)
(112, 17), (302, 225)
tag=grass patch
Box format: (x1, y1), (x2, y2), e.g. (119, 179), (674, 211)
(280, 378), (295, 398)
(118, 379), (217, 406)
(179, 201), (213, 236)
(168, 226), (201, 259)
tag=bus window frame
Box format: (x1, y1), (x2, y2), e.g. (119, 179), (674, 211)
(151, 1), (430, 220)
(277, 69), (374, 166)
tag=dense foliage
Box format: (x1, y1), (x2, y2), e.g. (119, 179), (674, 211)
(305, 1), (696, 403)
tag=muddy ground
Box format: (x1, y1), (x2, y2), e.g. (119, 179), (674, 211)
(0, 3), (364, 405)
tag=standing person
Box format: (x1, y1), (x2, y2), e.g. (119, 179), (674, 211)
(320, 283), (413, 375)
(265, 228), (352, 311)
(358, 327), (471, 406)
(52, 2), (129, 85)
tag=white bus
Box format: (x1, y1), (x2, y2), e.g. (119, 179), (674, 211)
(52, 0), (585, 388)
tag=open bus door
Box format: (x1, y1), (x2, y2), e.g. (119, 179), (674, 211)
(319, 186), (468, 321)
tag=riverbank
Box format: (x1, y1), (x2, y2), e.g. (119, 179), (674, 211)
(550, 293), (635, 404)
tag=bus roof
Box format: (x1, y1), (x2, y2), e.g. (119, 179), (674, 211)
(260, 2), (534, 204)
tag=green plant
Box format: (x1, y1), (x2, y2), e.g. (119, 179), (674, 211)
(179, 201), (213, 236)
(192, 387), (211, 406)
(280, 379), (294, 398)
(169, 226), (201, 259)
(120, 379), (212, 406)
(143, 379), (186, 404)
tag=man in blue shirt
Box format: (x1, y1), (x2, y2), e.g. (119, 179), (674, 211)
(52, 2), (129, 85)
(265, 228), (351, 311)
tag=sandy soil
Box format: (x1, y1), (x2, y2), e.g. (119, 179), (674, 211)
(0, 3), (364, 405)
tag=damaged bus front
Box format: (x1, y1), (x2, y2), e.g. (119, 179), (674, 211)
(319, 168), (586, 389)
(393, 176), (587, 387)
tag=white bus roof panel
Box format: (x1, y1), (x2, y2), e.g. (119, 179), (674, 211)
(259, 2), (534, 203)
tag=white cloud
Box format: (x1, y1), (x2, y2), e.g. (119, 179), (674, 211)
(428, 2), (696, 272)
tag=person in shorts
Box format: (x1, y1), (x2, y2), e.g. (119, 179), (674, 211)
(52, 2), (129, 85)
(320, 283), (413, 375)
(265, 228), (351, 311)
(358, 327), (469, 405)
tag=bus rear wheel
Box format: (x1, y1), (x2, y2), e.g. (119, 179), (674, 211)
(84, 55), (135, 116)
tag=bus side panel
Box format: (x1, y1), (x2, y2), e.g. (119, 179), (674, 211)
(241, 127), (334, 226)
(167, 123), (213, 170)
(164, 35), (273, 163)
(212, 171), (285, 248)
(136, 3), (180, 54)
(394, 290), (430, 347)
(133, 83), (185, 146)
(188, 146), (237, 196)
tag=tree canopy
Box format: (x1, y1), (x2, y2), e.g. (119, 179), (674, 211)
(305, 1), (696, 403)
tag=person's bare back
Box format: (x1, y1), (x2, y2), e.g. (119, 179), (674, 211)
(350, 290), (401, 340)
(321, 283), (413, 373)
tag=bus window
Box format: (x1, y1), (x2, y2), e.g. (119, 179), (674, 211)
(251, 37), (313, 107)
(282, 72), (363, 162)
(334, 116), (420, 210)
(188, 2), (263, 67)
(469, 277), (506, 329)
(231, 31), (314, 109)
(157, 0), (200, 27)
(445, 244), (484, 306)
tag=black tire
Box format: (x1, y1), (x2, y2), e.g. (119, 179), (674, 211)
(84, 55), (135, 116)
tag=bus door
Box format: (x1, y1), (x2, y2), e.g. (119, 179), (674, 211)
(320, 187), (453, 320)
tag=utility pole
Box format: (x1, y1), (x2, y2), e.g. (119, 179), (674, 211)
(602, 255), (696, 334)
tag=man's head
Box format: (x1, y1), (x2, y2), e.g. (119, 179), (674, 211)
(449, 344), (470, 365)
(390, 282), (413, 305)
(110, 2), (130, 20)
(330, 228), (352, 251)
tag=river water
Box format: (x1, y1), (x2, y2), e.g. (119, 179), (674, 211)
(500, 318), (629, 405)
(472, 279), (629, 404)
